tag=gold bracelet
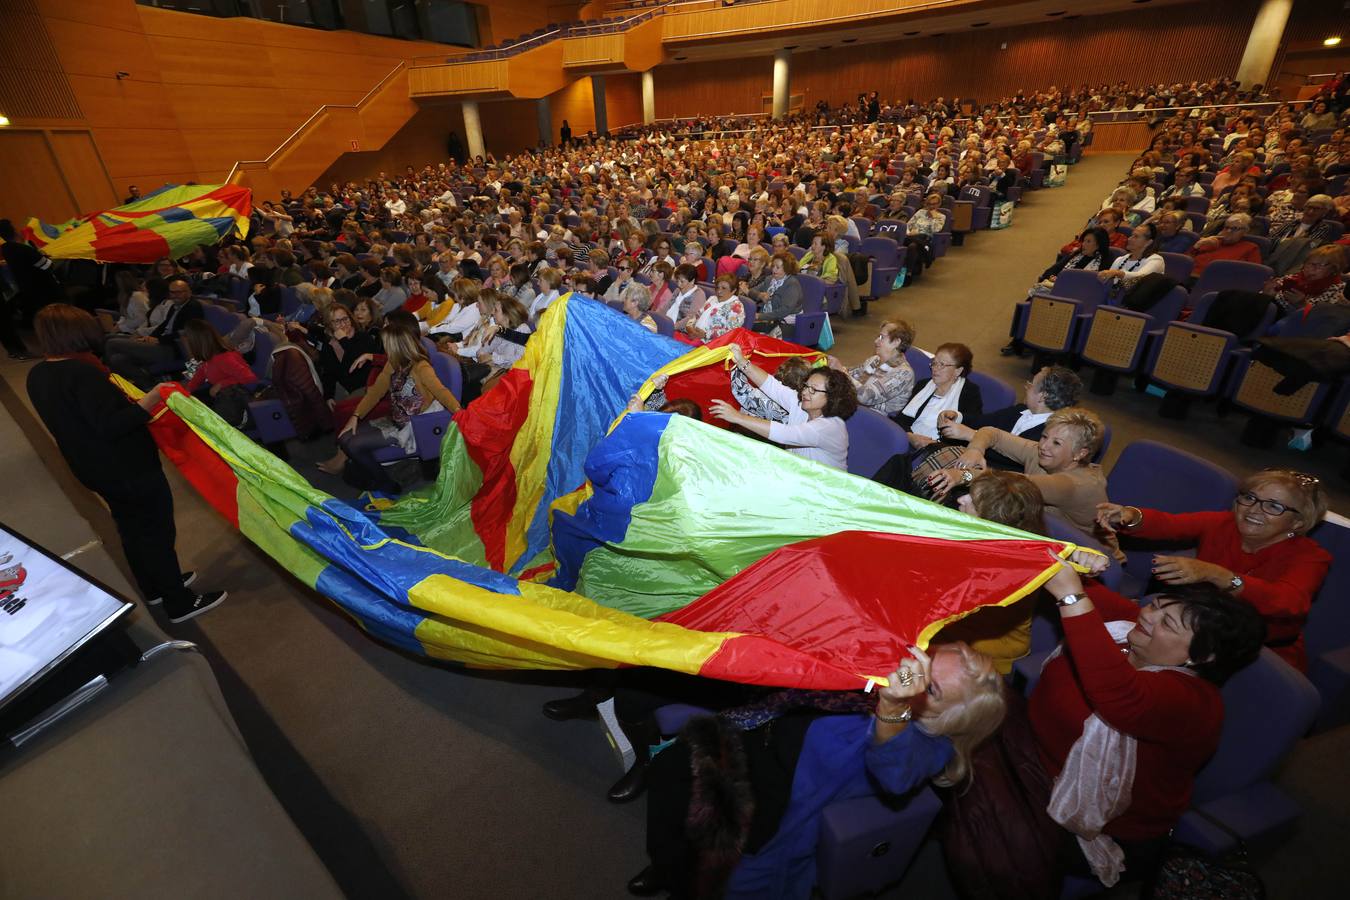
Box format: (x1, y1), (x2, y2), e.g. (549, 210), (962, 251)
(1123, 506), (1143, 529)
(875, 705), (912, 725)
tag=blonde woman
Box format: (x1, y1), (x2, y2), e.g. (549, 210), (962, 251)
(318, 316), (461, 492)
(629, 642), (1005, 897)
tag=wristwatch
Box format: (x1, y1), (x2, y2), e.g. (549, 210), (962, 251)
(1055, 593), (1086, 608)
(1228, 574), (1245, 593)
(960, 469), (974, 485)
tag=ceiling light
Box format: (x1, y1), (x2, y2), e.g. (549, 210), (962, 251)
(971, 22), (990, 27)
(1046, 10), (1066, 16)
(903, 31), (920, 36)
(0, 114), (9, 127)
(1326, 36), (1343, 47)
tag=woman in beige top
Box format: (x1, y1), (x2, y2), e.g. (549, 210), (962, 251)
(928, 407), (1109, 539)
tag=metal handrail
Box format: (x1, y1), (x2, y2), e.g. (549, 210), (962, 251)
(225, 62), (406, 184)
(1085, 99), (1312, 120)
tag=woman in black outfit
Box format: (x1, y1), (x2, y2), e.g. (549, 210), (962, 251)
(25, 305), (226, 623)
(316, 303), (379, 400)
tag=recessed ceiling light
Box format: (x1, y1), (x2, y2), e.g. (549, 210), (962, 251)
(841, 38), (857, 43)
(674, 55), (687, 61)
(819, 46), (832, 50)
(1131, 0), (1153, 4)
(1046, 10), (1066, 16)
(903, 31), (920, 36)
(1325, 36), (1343, 47)
(971, 22), (990, 27)
(783, 45), (798, 50)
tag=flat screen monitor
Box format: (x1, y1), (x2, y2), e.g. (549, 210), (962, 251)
(0, 522), (134, 714)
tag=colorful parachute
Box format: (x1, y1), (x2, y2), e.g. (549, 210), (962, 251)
(24, 184), (251, 264)
(126, 293), (1084, 689)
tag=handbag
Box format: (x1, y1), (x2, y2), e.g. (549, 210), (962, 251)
(990, 201), (1015, 230)
(1147, 811), (1265, 900)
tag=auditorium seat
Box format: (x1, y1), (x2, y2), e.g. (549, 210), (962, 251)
(844, 408), (909, 479)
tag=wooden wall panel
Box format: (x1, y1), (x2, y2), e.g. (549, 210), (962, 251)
(47, 130), (118, 212)
(480, 98), (544, 156)
(550, 78), (600, 137)
(654, 56), (766, 118)
(606, 73), (644, 130)
(653, 1), (1266, 118)
(317, 103), (466, 187)
(0, 131), (78, 224)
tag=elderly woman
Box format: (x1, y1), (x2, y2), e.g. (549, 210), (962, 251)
(1096, 222), (1165, 289)
(827, 318), (916, 416)
(938, 407), (1110, 540)
(622, 283), (658, 333)
(679, 241), (709, 282)
(1204, 244), (1348, 337)
(629, 640), (1006, 899)
(945, 558), (1266, 896)
(1187, 213), (1263, 283)
(1029, 227), (1110, 298)
(373, 267), (408, 315)
(660, 263), (706, 323)
(603, 258), (646, 305)
(711, 343), (856, 470)
(746, 251), (804, 333)
(893, 342), (983, 449)
(646, 261), (674, 317)
(678, 274), (745, 342)
(1268, 194), (1342, 275)
(1094, 469), (1332, 670)
(798, 232), (839, 283)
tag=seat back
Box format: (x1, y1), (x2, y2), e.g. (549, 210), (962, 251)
(1160, 252), (1195, 284)
(1148, 323), (1236, 395)
(1023, 295), (1081, 353)
(850, 216), (872, 238)
(966, 371), (1016, 410)
(798, 273), (826, 314)
(650, 312), (674, 337)
(429, 350), (463, 401)
(248, 329), (274, 381)
(740, 298), (756, 331)
(904, 346), (931, 382)
(861, 237), (899, 268)
(1305, 514), (1350, 661)
(1082, 307), (1152, 372)
(874, 219), (906, 241)
(1191, 649), (1320, 804)
(1105, 439), (1237, 514)
(1048, 269), (1108, 311)
(844, 408), (910, 479)
(1188, 259), (1273, 302)
(1229, 357), (1330, 425)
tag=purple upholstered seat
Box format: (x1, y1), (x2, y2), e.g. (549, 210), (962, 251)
(844, 408), (909, 479)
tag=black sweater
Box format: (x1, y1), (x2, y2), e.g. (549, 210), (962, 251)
(27, 359), (158, 490)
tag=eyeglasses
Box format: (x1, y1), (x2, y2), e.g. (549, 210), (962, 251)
(931, 359), (960, 369)
(800, 385), (827, 396)
(1235, 492), (1298, 517)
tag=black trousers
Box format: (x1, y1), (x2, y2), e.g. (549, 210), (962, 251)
(98, 470), (191, 605)
(0, 292), (27, 355)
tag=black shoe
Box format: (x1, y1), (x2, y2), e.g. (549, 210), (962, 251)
(148, 571), (198, 606)
(999, 341), (1024, 357)
(8, 352), (34, 361)
(626, 866), (664, 897)
(165, 590), (227, 624)
(541, 691), (600, 721)
(607, 757), (649, 803)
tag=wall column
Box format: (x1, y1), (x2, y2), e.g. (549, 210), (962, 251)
(641, 70), (655, 124)
(1234, 0), (1294, 88)
(772, 48), (791, 120)
(591, 75), (608, 135)
(462, 100), (485, 160)
(535, 97), (552, 148)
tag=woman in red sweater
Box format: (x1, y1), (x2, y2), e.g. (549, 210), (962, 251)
(944, 555), (1266, 897)
(181, 319), (257, 427)
(1095, 469), (1331, 670)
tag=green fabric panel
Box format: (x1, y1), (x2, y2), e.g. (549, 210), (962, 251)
(236, 483), (328, 590)
(576, 414), (1041, 618)
(374, 425), (490, 566)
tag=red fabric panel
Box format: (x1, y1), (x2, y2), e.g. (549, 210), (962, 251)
(661, 327), (819, 429)
(663, 531), (1066, 686)
(457, 367), (535, 571)
(145, 385), (240, 527)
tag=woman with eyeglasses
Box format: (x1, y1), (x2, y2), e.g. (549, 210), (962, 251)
(1094, 469), (1332, 670)
(892, 342), (983, 450)
(641, 237), (677, 278)
(710, 343), (855, 471)
(603, 259), (646, 306)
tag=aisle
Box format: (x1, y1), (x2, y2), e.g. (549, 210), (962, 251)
(828, 154), (1350, 510)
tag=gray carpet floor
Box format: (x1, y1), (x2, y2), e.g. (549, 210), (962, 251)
(0, 151), (1346, 899)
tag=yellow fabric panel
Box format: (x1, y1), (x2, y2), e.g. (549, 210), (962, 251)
(409, 574), (735, 674)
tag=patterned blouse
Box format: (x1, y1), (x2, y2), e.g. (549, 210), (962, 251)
(693, 296), (746, 340)
(848, 355), (916, 416)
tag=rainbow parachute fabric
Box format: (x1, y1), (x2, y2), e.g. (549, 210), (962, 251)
(24, 184), (251, 264)
(128, 294), (1084, 688)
